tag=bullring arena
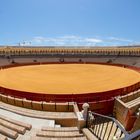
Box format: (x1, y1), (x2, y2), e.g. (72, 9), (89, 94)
(0, 46), (140, 140)
(0, 63), (140, 100)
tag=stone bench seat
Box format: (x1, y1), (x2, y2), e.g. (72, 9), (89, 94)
(0, 101), (77, 127)
(125, 97), (140, 107)
(0, 134), (8, 140)
(42, 126), (79, 132)
(0, 93), (74, 112)
(0, 125), (18, 139)
(0, 101), (77, 119)
(0, 118), (26, 134)
(27, 136), (87, 140)
(0, 114), (32, 130)
(36, 130), (84, 138)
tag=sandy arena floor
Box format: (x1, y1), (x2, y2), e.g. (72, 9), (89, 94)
(0, 64), (139, 94)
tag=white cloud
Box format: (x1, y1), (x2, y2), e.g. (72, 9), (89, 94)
(20, 35), (139, 47)
(108, 37), (133, 43)
(32, 36), (103, 46)
(59, 35), (80, 39)
(33, 36), (47, 43)
(85, 38), (102, 43)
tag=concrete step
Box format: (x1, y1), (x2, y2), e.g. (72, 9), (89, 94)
(36, 130), (84, 138)
(42, 126), (79, 132)
(18, 136), (87, 140)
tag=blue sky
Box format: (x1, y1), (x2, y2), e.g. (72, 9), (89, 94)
(0, 0), (140, 46)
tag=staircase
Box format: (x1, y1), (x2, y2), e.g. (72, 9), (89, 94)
(87, 112), (140, 140)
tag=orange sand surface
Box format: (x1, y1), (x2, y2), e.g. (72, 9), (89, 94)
(0, 64), (139, 94)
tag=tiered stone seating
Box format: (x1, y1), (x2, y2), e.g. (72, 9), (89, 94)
(36, 126), (87, 139)
(29, 136), (87, 140)
(41, 126), (79, 132)
(0, 94), (74, 112)
(0, 114), (32, 139)
(0, 114), (32, 130)
(125, 97), (140, 108)
(0, 58), (11, 66)
(114, 89), (140, 131)
(0, 101), (77, 127)
(1, 46), (140, 57)
(36, 131), (83, 138)
(0, 134), (7, 140)
(120, 90), (140, 103)
(119, 90), (140, 111)
(0, 125), (18, 139)
(0, 118), (26, 134)
(113, 57), (139, 66)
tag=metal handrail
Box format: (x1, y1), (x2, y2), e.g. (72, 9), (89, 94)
(88, 111), (129, 140)
(123, 130), (140, 140)
(91, 112), (128, 135)
(88, 112), (140, 140)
